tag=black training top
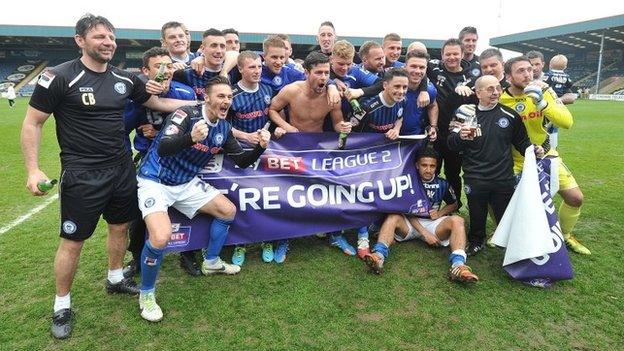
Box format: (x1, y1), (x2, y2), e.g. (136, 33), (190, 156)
(447, 103), (531, 185)
(30, 58), (152, 170)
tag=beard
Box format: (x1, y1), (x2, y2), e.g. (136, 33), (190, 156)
(86, 47), (113, 64)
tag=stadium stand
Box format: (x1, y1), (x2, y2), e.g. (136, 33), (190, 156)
(491, 14), (624, 93)
(0, 24), (443, 83)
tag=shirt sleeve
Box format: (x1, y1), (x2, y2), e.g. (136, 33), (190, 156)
(511, 112), (532, 153)
(129, 73), (152, 105)
(157, 109), (194, 157)
(443, 183), (457, 205)
(427, 82), (438, 105)
(542, 88), (573, 129)
(28, 70), (65, 114)
(223, 129), (265, 168)
(173, 68), (192, 86)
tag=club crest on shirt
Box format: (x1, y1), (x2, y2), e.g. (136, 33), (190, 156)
(264, 94), (271, 105)
(515, 103), (525, 113)
(144, 197), (155, 208)
(114, 82), (126, 94)
(471, 68), (481, 77)
(272, 76), (282, 86)
(497, 117), (510, 128)
(213, 133), (224, 146)
(397, 107), (404, 117)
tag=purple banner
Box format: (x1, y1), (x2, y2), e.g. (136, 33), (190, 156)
(504, 157), (574, 282)
(159, 133), (429, 252)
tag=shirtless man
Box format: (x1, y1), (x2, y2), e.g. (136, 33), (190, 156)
(269, 52), (352, 134)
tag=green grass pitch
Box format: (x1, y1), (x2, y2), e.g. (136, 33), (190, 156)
(1, 97), (623, 350)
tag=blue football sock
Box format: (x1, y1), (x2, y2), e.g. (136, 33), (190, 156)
(373, 242), (389, 259)
(204, 218), (233, 260)
(449, 249), (467, 268)
(140, 240), (164, 292)
(357, 226), (369, 240)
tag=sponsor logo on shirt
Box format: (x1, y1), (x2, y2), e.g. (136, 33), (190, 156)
(164, 125), (179, 135)
(171, 109), (188, 124)
(37, 71), (56, 89)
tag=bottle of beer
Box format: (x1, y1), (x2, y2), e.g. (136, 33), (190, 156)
(338, 131), (348, 150)
(349, 99), (365, 119)
(37, 179), (58, 192)
(154, 62), (168, 83)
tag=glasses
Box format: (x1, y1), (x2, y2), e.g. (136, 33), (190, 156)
(479, 85), (503, 94)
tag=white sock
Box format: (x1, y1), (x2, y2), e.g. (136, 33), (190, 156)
(108, 268), (124, 284)
(54, 293), (71, 312)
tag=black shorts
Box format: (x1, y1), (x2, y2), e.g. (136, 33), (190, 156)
(59, 160), (138, 241)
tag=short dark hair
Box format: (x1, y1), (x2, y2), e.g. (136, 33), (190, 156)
(237, 50), (260, 67)
(75, 13), (114, 38)
(459, 26), (478, 40)
(504, 55), (531, 75)
(319, 21), (335, 31)
(417, 146), (439, 162)
(205, 76), (231, 94)
(223, 28), (239, 36)
(359, 41), (381, 58)
(383, 33), (402, 43)
(303, 52), (330, 71)
(202, 28), (224, 39)
(442, 38), (463, 53)
(142, 47), (170, 68)
(161, 21), (184, 39)
(479, 48), (503, 63)
(526, 50), (544, 63)
(383, 67), (408, 82)
(405, 50), (430, 62)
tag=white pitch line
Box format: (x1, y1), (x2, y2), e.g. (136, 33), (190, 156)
(0, 194), (58, 235)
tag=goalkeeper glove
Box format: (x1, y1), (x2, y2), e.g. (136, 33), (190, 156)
(524, 84), (548, 110)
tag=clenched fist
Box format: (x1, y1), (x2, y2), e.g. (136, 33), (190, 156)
(191, 119), (209, 143)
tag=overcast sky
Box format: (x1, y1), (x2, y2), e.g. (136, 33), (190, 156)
(1, 0), (623, 58)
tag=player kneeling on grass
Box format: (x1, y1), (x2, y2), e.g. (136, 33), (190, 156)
(136, 76), (271, 322)
(363, 147), (478, 283)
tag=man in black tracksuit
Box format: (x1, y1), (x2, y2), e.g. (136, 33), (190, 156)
(429, 39), (480, 206)
(447, 75), (544, 256)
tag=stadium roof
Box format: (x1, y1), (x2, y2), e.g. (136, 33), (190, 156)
(0, 24), (444, 50)
(490, 14), (624, 54)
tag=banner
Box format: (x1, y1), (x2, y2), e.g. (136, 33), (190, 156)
(160, 133), (430, 252)
(492, 147), (573, 284)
